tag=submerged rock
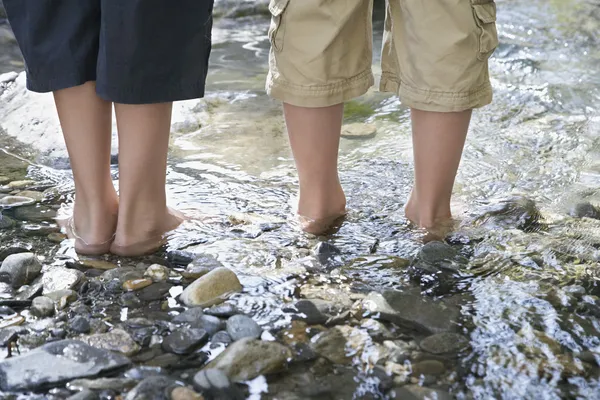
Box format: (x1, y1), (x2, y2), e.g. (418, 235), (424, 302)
(193, 368), (244, 400)
(569, 202), (600, 220)
(310, 327), (352, 365)
(125, 376), (179, 400)
(80, 329), (140, 356)
(206, 338), (292, 382)
(13, 204), (57, 222)
(475, 196), (542, 232)
(0, 340), (130, 391)
(204, 303), (240, 318)
(0, 195), (35, 208)
(42, 267), (84, 293)
(179, 267), (243, 308)
(390, 384), (452, 399)
(0, 252), (42, 288)
(144, 264), (170, 282)
(419, 332), (469, 355)
(226, 315), (262, 341)
(162, 329), (209, 355)
(361, 290), (461, 334)
(31, 296), (55, 318)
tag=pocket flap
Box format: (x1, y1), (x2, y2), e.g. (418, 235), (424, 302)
(473, 3), (497, 24)
(269, 0), (290, 16)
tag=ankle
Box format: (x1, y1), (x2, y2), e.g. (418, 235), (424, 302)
(297, 183), (346, 220)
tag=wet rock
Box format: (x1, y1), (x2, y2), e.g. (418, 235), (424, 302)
(124, 366), (164, 380)
(412, 241), (467, 273)
(144, 264), (169, 282)
(80, 328), (140, 356)
(311, 327), (351, 365)
(0, 214), (16, 229)
(70, 316), (91, 334)
(0, 326), (26, 346)
(15, 190), (44, 202)
(0, 299), (31, 309)
(101, 267), (143, 284)
(384, 340), (413, 364)
(168, 250), (195, 266)
(288, 299), (328, 325)
(419, 333), (469, 355)
(46, 289), (78, 309)
(476, 196), (542, 232)
(182, 254), (224, 279)
(211, 331), (233, 348)
(173, 307), (204, 323)
(0, 306), (16, 316)
(131, 327), (154, 347)
(179, 267), (243, 308)
(193, 368), (244, 400)
(362, 290), (461, 334)
(13, 204), (57, 222)
(314, 242), (342, 264)
(15, 278), (43, 300)
(569, 202), (600, 220)
(410, 360), (446, 377)
(67, 389), (99, 400)
(191, 315), (223, 336)
(0, 195), (35, 208)
(206, 337), (292, 382)
(171, 386), (204, 400)
(42, 267), (84, 294)
(6, 180), (35, 190)
(31, 296), (55, 318)
(204, 303), (240, 318)
(390, 384), (452, 400)
(341, 123), (377, 140)
(48, 232), (67, 243)
(0, 314), (25, 329)
(0, 252), (42, 288)
(125, 376), (179, 400)
(226, 315), (262, 341)
(68, 378), (136, 392)
(563, 285), (586, 298)
(361, 319), (395, 342)
(137, 282), (173, 302)
(79, 260), (117, 271)
(123, 278), (153, 291)
(162, 329), (209, 355)
(0, 244), (33, 262)
(0, 339), (130, 391)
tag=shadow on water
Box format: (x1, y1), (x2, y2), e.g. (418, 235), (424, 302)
(2, 0), (600, 398)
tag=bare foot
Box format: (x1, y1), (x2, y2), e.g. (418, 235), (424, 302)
(110, 208), (185, 257)
(404, 190), (456, 241)
(295, 183), (347, 235)
(57, 198), (119, 256)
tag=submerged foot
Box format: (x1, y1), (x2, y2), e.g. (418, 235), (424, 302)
(295, 184), (347, 235)
(110, 207), (185, 257)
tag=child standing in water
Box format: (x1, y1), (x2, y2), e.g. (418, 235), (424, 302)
(3, 1), (214, 255)
(266, 0), (498, 234)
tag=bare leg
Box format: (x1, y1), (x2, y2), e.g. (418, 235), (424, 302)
(110, 103), (182, 256)
(284, 103), (347, 234)
(54, 82), (118, 255)
(405, 109), (471, 231)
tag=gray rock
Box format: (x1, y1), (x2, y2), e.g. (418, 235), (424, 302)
(226, 315), (262, 341)
(42, 267), (84, 294)
(410, 360), (446, 377)
(0, 195), (35, 208)
(67, 377), (136, 392)
(390, 384), (452, 400)
(125, 376), (179, 400)
(179, 267), (242, 308)
(476, 196), (542, 232)
(310, 327), (351, 365)
(569, 202), (600, 219)
(193, 368), (245, 400)
(80, 329), (140, 356)
(362, 290), (461, 334)
(563, 285), (586, 298)
(413, 241), (466, 273)
(0, 340), (130, 391)
(419, 332), (469, 355)
(0, 252), (42, 288)
(191, 315), (223, 336)
(31, 296), (55, 318)
(211, 331), (233, 348)
(206, 338), (292, 382)
(173, 307), (204, 323)
(13, 204), (57, 222)
(204, 303), (240, 318)
(67, 389), (100, 400)
(137, 282), (172, 302)
(289, 299), (328, 325)
(162, 329), (209, 355)
(70, 316), (91, 334)
(0, 214), (16, 229)
(0, 326), (26, 346)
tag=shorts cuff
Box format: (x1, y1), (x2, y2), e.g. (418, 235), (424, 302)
(267, 69), (374, 108)
(25, 70), (97, 93)
(380, 72), (493, 112)
(96, 79), (207, 104)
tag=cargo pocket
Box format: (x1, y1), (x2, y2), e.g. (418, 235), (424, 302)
(268, 0), (290, 52)
(471, 0), (499, 61)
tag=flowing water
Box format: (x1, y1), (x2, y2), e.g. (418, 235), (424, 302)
(1, 0), (600, 398)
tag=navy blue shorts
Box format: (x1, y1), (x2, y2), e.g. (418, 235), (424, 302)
(3, 0), (214, 104)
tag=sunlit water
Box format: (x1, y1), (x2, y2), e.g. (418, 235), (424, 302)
(2, 0), (600, 398)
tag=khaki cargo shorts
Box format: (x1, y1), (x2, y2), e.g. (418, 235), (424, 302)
(266, 0), (499, 112)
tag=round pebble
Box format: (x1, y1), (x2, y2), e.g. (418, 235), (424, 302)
(70, 316), (91, 334)
(226, 315), (262, 341)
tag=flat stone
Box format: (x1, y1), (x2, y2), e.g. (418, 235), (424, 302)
(123, 278), (153, 291)
(390, 384), (452, 400)
(31, 296), (55, 318)
(179, 267), (242, 308)
(14, 190), (44, 202)
(45, 289), (78, 309)
(162, 329), (209, 355)
(226, 314), (262, 341)
(410, 360), (446, 377)
(0, 195), (35, 208)
(192, 368), (244, 399)
(6, 180), (35, 190)
(144, 264), (170, 282)
(0, 315), (25, 329)
(48, 232), (67, 243)
(206, 338), (292, 382)
(42, 267), (84, 294)
(0, 214), (16, 229)
(137, 282), (173, 302)
(362, 291), (461, 334)
(13, 205), (57, 222)
(204, 303), (240, 318)
(190, 315), (223, 336)
(125, 376), (179, 400)
(310, 327), (352, 365)
(79, 260), (118, 271)
(288, 299), (328, 325)
(21, 224), (60, 237)
(167, 250), (196, 266)
(67, 377), (136, 392)
(173, 307), (204, 323)
(419, 333), (469, 355)
(0, 339), (130, 391)
(80, 329), (140, 356)
(0, 252), (42, 288)
(66, 389), (99, 400)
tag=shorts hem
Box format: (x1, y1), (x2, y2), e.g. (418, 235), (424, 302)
(379, 72), (493, 112)
(96, 80), (207, 104)
(267, 69), (374, 108)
